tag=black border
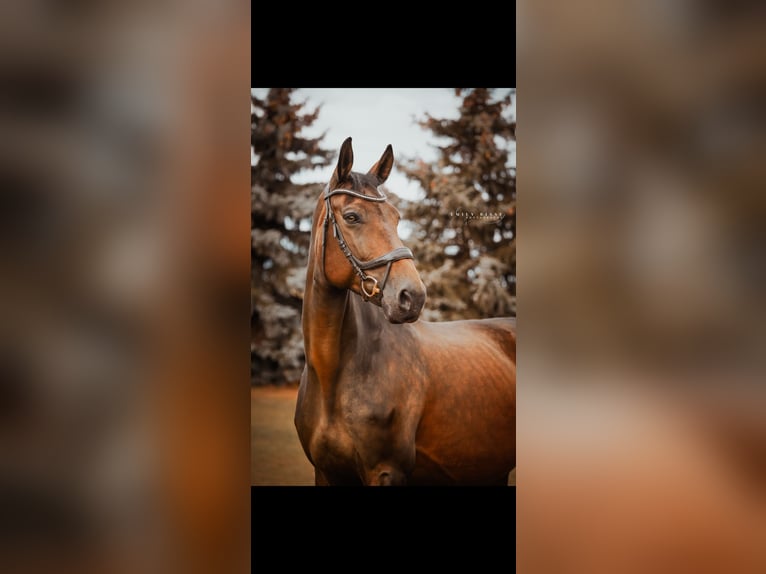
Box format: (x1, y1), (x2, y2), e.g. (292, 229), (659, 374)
(251, 12), (516, 88)
(252, 486), (516, 565)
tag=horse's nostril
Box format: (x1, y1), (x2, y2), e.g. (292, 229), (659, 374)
(398, 289), (412, 311)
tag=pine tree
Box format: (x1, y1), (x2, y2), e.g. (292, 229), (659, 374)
(251, 89), (333, 384)
(399, 88), (516, 321)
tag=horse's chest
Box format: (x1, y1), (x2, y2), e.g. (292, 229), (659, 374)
(308, 420), (359, 482)
(308, 386), (409, 483)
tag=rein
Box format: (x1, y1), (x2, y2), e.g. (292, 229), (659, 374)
(322, 186), (414, 301)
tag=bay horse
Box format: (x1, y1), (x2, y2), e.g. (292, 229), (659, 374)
(295, 137), (516, 485)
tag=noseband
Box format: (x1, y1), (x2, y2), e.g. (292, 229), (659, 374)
(322, 186), (414, 301)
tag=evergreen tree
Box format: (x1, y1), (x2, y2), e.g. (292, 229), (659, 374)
(399, 88), (516, 321)
(251, 89), (332, 384)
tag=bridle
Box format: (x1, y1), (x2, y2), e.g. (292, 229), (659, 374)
(322, 185), (414, 301)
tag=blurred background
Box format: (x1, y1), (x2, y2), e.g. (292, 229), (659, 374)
(518, 1), (766, 572)
(0, 2), (249, 573)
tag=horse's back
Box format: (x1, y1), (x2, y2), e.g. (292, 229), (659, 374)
(410, 315), (516, 484)
(415, 315), (516, 366)
(462, 316), (516, 359)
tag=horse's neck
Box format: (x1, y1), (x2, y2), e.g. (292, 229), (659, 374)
(303, 269), (382, 406)
(303, 278), (349, 381)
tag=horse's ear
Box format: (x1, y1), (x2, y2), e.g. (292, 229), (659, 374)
(329, 137), (354, 188)
(368, 144), (394, 184)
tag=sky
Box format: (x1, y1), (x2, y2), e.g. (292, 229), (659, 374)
(251, 88), (515, 201)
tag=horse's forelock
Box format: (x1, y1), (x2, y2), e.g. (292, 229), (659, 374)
(348, 172), (385, 198)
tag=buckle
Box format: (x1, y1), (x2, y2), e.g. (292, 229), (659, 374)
(360, 275), (380, 300)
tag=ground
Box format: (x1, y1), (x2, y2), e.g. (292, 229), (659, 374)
(250, 385), (314, 486)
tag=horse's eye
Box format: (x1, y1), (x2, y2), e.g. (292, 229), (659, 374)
(343, 213), (360, 224)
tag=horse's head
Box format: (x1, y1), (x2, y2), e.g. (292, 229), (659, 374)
(317, 137), (426, 324)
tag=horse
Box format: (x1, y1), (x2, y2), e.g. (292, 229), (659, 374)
(294, 137), (516, 485)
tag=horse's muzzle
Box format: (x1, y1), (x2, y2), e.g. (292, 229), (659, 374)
(382, 284), (426, 324)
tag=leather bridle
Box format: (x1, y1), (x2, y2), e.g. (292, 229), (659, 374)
(322, 186), (414, 301)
